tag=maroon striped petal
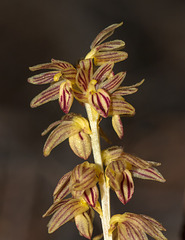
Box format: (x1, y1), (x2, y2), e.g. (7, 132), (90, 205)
(118, 222), (147, 240)
(82, 185), (99, 208)
(105, 160), (134, 204)
(90, 22), (123, 49)
(109, 96), (135, 116)
(96, 40), (125, 51)
(41, 119), (62, 136)
(78, 59), (93, 85)
(76, 68), (89, 92)
(69, 131), (91, 160)
(48, 198), (89, 233)
(132, 166), (166, 182)
(115, 169), (134, 205)
(43, 121), (81, 157)
(112, 79), (145, 96)
(74, 211), (93, 239)
(30, 81), (61, 108)
(99, 72), (126, 93)
(53, 171), (72, 201)
(141, 214), (166, 231)
(73, 88), (88, 102)
(43, 199), (70, 217)
(89, 89), (110, 118)
(59, 80), (74, 113)
(62, 68), (77, 82)
(102, 146), (123, 166)
(112, 115), (124, 139)
(93, 62), (114, 83)
(28, 71), (59, 85)
(125, 213), (167, 240)
(94, 51), (128, 65)
(29, 59), (75, 71)
(70, 162), (98, 198)
(121, 153), (151, 169)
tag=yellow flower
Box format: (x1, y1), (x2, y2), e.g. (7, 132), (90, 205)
(109, 212), (167, 240)
(102, 146), (165, 204)
(28, 59), (76, 113)
(42, 113), (92, 159)
(85, 22), (128, 65)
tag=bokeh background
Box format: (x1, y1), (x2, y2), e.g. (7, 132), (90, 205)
(0, 0), (185, 239)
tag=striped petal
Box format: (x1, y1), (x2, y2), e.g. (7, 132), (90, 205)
(73, 88), (88, 102)
(69, 131), (92, 160)
(125, 213), (167, 240)
(93, 62), (114, 83)
(96, 40), (125, 51)
(89, 89), (110, 118)
(77, 59), (93, 92)
(28, 71), (59, 85)
(121, 153), (151, 169)
(75, 211), (93, 239)
(102, 146), (123, 166)
(43, 121), (81, 157)
(115, 169), (134, 205)
(109, 96), (135, 116)
(82, 185), (99, 208)
(112, 115), (124, 139)
(76, 68), (90, 92)
(30, 81), (61, 108)
(48, 198), (89, 233)
(105, 160), (134, 204)
(90, 22), (123, 49)
(132, 166), (166, 182)
(94, 51), (128, 65)
(53, 171), (72, 201)
(59, 80), (74, 113)
(99, 72), (126, 93)
(70, 162), (98, 198)
(29, 59), (75, 71)
(41, 119), (62, 136)
(43, 199), (69, 217)
(118, 222), (147, 240)
(112, 79), (144, 96)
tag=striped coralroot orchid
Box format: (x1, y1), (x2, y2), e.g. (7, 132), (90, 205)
(28, 59), (77, 113)
(43, 162), (101, 239)
(109, 213), (167, 240)
(28, 22), (167, 240)
(42, 113), (92, 159)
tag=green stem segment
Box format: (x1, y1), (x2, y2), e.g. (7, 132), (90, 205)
(85, 103), (112, 240)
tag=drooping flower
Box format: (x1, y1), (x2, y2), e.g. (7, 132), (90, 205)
(109, 212), (167, 240)
(42, 113), (92, 159)
(28, 59), (77, 113)
(102, 146), (165, 204)
(85, 22), (128, 65)
(43, 161), (102, 239)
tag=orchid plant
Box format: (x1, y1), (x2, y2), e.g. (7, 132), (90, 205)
(28, 22), (167, 240)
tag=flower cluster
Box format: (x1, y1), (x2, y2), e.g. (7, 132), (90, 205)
(43, 161), (102, 239)
(28, 22), (167, 240)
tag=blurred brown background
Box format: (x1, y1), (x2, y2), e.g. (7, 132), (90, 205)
(0, 0), (185, 239)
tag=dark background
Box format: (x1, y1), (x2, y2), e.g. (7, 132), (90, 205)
(0, 0), (185, 240)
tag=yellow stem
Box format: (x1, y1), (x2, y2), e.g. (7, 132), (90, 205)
(85, 103), (112, 240)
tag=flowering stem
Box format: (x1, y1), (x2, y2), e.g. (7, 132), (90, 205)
(85, 103), (112, 240)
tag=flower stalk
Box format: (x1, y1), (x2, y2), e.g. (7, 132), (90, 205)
(85, 103), (112, 240)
